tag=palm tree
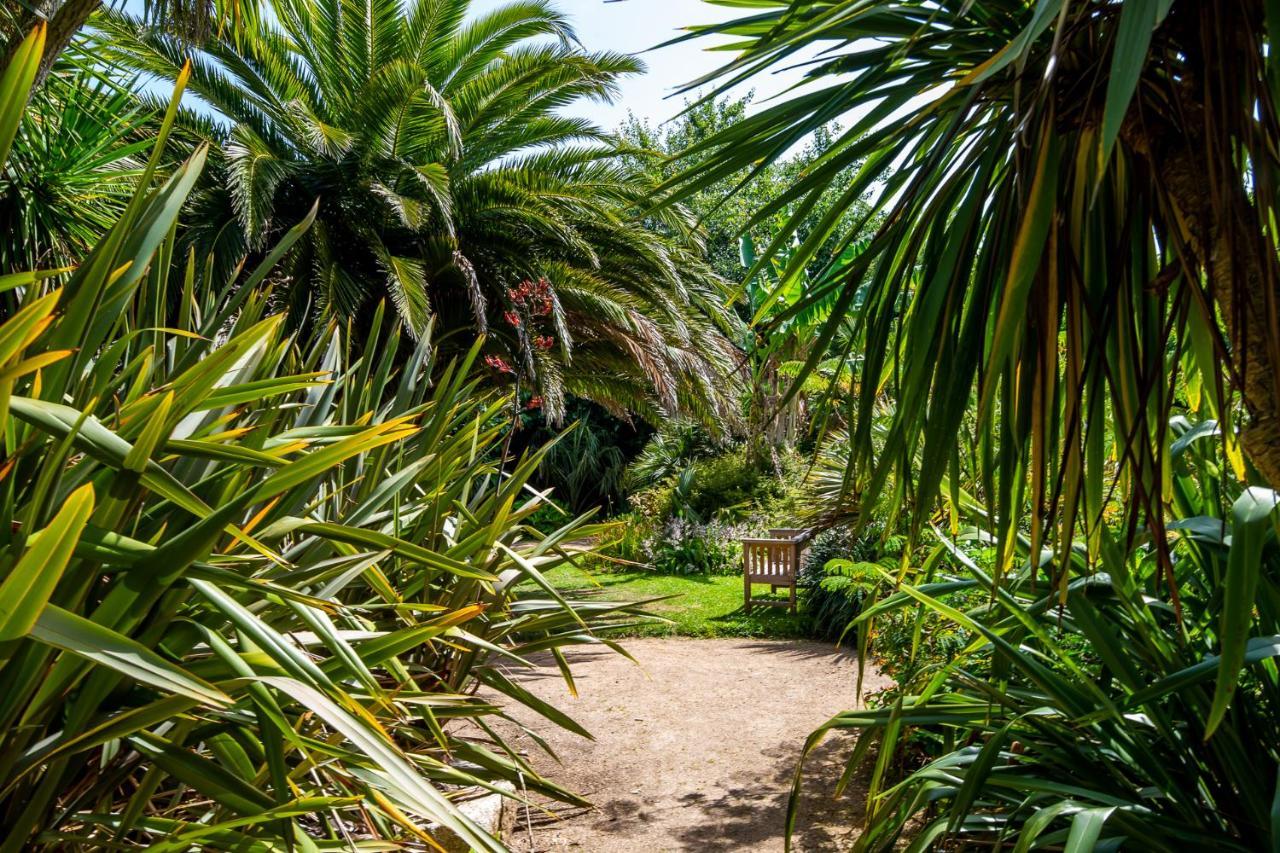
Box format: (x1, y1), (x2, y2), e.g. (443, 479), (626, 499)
(662, 0), (1280, 562)
(0, 57), (149, 274)
(662, 5), (1280, 847)
(101, 0), (744, 427)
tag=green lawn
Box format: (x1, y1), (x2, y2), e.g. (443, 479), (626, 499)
(522, 564), (813, 639)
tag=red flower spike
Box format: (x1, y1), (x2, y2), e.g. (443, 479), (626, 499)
(484, 354), (514, 374)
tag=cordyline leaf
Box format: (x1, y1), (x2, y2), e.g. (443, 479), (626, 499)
(0, 484), (94, 642)
(1099, 0), (1165, 171)
(0, 24), (44, 168)
(1207, 487), (1280, 737)
(0, 290), (60, 366)
(2, 694), (198, 794)
(977, 129), (1059, 421)
(130, 730), (273, 814)
(29, 605), (231, 707)
(257, 676), (506, 852)
(0, 269), (67, 294)
(1064, 806), (1116, 852)
(144, 797), (362, 853)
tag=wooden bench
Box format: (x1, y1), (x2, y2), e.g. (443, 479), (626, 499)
(741, 528), (809, 614)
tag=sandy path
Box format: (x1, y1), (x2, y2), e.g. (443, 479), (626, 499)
(485, 638), (892, 852)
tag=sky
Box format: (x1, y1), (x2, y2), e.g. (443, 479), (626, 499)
(470, 0), (810, 131)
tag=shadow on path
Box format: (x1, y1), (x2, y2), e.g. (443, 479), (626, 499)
(486, 637), (890, 852)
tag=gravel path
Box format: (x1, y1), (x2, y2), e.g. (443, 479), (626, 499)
(486, 638), (892, 852)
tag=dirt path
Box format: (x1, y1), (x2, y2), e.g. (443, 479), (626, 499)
(485, 638), (892, 852)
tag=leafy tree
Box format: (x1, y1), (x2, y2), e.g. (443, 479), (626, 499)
(667, 2), (1280, 848)
(666, 0), (1280, 552)
(101, 0), (744, 427)
(623, 95), (876, 447)
(620, 93), (869, 287)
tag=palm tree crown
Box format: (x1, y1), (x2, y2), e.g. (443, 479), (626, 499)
(102, 0), (744, 425)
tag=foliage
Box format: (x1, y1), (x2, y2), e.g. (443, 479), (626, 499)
(665, 0), (1280, 556)
(0, 34), (650, 850)
(679, 448), (781, 522)
(627, 419), (721, 491)
(2, 0), (266, 95)
(668, 6), (1280, 848)
(630, 437), (798, 520)
(0, 57), (148, 274)
(792, 422), (1280, 850)
(646, 518), (742, 576)
(620, 94), (868, 287)
(624, 95), (877, 448)
(514, 398), (651, 515)
(798, 527), (878, 642)
(100, 0), (745, 428)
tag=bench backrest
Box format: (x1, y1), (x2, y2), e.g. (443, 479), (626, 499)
(742, 537), (799, 583)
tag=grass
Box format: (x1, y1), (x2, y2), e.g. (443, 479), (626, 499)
(523, 563), (813, 638)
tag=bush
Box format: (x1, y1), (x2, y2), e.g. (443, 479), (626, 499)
(800, 528), (876, 640)
(615, 439), (823, 580)
(804, 512), (1280, 851)
(681, 447), (776, 520)
(648, 518), (743, 575)
(800, 526), (903, 640)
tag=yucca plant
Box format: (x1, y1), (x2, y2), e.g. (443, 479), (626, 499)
(0, 27), (649, 849)
(100, 0), (745, 428)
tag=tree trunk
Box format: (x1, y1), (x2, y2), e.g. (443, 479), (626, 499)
(1144, 2), (1280, 487)
(1, 0), (102, 87)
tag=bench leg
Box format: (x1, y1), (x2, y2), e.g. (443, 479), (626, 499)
(744, 576), (752, 614)
(789, 582), (797, 614)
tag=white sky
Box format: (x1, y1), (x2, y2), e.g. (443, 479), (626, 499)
(471, 0), (811, 130)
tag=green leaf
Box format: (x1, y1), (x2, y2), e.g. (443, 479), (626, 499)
(978, 129), (1059, 419)
(1207, 487), (1280, 736)
(0, 484), (94, 642)
(0, 25), (44, 169)
(29, 605), (230, 707)
(1099, 0), (1164, 170)
(1064, 806), (1115, 852)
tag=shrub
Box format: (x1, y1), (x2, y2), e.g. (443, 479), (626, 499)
(681, 448), (775, 521)
(648, 518), (743, 575)
(799, 528), (877, 640)
(795, 459), (1280, 850)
